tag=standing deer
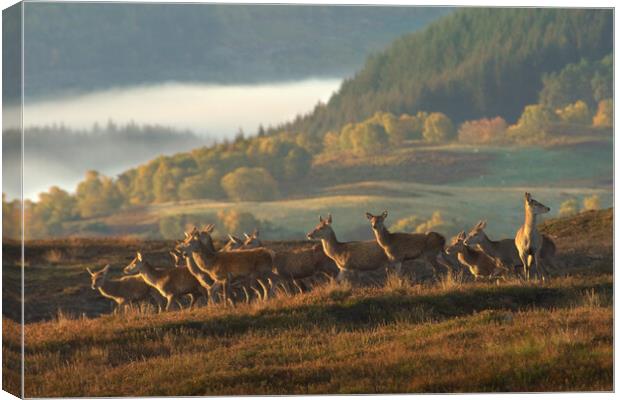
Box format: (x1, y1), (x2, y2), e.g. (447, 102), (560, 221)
(123, 252), (208, 311)
(515, 192), (551, 281)
(463, 220), (557, 278)
(365, 211), (446, 276)
(445, 232), (509, 281)
(87, 264), (162, 313)
(177, 228), (276, 305)
(306, 214), (390, 283)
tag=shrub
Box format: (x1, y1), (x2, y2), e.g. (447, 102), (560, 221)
(506, 104), (557, 143)
(178, 169), (224, 200)
(458, 117), (507, 144)
(220, 167), (279, 202)
(349, 122), (389, 156)
(582, 195), (600, 212)
(217, 209), (261, 236)
(592, 99), (612, 128)
(423, 112), (455, 142)
(555, 100), (591, 125)
(558, 199), (578, 217)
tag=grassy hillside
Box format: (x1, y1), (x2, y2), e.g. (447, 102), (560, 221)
(276, 8), (612, 136)
(2, 209), (612, 395)
(22, 3), (450, 97)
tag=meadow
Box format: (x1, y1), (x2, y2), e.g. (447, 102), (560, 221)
(2, 208), (613, 395)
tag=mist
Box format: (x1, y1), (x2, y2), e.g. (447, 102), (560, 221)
(17, 79), (342, 138)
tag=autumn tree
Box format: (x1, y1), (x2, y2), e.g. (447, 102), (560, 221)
(220, 167), (279, 201)
(423, 112), (455, 142)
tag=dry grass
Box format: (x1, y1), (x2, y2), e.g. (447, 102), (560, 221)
(14, 274), (612, 396)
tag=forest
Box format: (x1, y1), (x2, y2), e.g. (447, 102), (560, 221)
(272, 8), (612, 137)
(21, 4), (450, 97)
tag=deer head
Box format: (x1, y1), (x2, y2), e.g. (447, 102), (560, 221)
(87, 264), (110, 289)
(445, 231), (467, 256)
(123, 252), (146, 274)
(463, 220), (488, 247)
(243, 228), (262, 248)
(307, 214), (333, 240)
(365, 210), (388, 230)
(524, 192), (550, 215)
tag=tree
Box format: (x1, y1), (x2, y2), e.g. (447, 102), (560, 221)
(217, 209), (261, 236)
(558, 199), (578, 217)
(555, 100), (591, 125)
(582, 195), (600, 212)
(458, 117), (507, 144)
(283, 147), (312, 180)
(592, 98), (612, 128)
(75, 170), (122, 218)
(423, 112), (455, 142)
(349, 122), (389, 156)
(507, 104), (557, 143)
(178, 169), (224, 200)
(220, 167), (279, 202)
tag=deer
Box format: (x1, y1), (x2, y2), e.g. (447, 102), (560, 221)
(233, 228), (337, 292)
(306, 213), (390, 283)
(445, 231), (509, 281)
(464, 218), (557, 281)
(176, 228), (277, 305)
(365, 210), (446, 276)
(220, 235), (245, 252)
(123, 252), (209, 311)
(87, 264), (163, 313)
(515, 192), (551, 281)
(170, 247), (221, 304)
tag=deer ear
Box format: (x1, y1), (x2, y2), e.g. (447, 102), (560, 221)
(137, 252), (143, 261)
(327, 213), (332, 224)
(86, 267), (94, 276)
(102, 264), (110, 273)
(479, 220), (487, 229)
(184, 231), (189, 239)
(524, 192), (531, 201)
(252, 228), (258, 237)
(319, 215), (323, 222)
(365, 212), (373, 220)
(458, 231), (466, 240)
(382, 210), (388, 219)
(243, 232), (251, 239)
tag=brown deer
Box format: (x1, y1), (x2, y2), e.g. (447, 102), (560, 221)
(515, 192), (551, 281)
(365, 211), (446, 276)
(306, 214), (390, 283)
(464, 219), (557, 280)
(445, 232), (509, 281)
(177, 228), (276, 304)
(87, 265), (162, 312)
(123, 252), (208, 311)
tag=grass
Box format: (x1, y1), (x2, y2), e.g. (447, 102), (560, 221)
(15, 274), (612, 396)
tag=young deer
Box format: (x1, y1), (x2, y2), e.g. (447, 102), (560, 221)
(463, 220), (557, 278)
(123, 252), (208, 311)
(365, 211), (446, 276)
(515, 192), (551, 281)
(306, 214), (390, 283)
(87, 265), (161, 312)
(445, 232), (509, 281)
(177, 228), (276, 304)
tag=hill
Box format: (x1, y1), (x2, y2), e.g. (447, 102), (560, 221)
(275, 8), (612, 136)
(20, 3), (451, 98)
(2, 209), (613, 395)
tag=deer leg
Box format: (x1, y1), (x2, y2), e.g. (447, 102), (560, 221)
(534, 251), (547, 282)
(518, 250), (530, 281)
(187, 293), (196, 310)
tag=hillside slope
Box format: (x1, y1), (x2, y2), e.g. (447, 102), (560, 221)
(277, 8), (612, 136)
(21, 3), (451, 97)
(2, 210), (612, 395)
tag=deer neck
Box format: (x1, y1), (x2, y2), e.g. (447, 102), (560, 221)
(319, 229), (343, 260)
(98, 279), (124, 299)
(456, 246), (479, 268)
(372, 225), (391, 248)
(523, 208), (538, 236)
(137, 261), (165, 288)
(190, 242), (218, 276)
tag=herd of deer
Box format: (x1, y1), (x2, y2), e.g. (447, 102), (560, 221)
(86, 192), (557, 313)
